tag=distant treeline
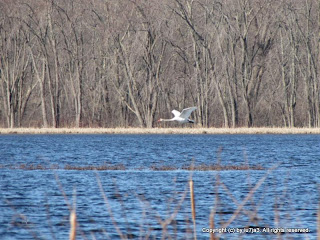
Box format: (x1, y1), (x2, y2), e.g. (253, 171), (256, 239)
(1, 0), (320, 128)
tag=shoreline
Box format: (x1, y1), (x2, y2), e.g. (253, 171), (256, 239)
(1, 127), (320, 134)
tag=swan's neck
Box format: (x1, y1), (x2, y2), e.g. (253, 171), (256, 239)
(160, 118), (174, 122)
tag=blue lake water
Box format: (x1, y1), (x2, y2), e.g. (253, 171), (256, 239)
(0, 134), (319, 239)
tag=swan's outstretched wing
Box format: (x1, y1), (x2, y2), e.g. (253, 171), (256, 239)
(171, 110), (181, 117)
(179, 107), (197, 118)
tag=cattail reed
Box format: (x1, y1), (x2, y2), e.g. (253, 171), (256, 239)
(69, 210), (77, 240)
(189, 179), (197, 240)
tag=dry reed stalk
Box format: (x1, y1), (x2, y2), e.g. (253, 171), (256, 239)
(54, 173), (72, 212)
(210, 153), (221, 240)
(219, 181), (260, 221)
(69, 210), (77, 240)
(318, 201), (320, 240)
(160, 190), (188, 239)
(209, 210), (216, 240)
(274, 197), (281, 240)
(5, 200), (40, 239)
(189, 180), (196, 222)
(44, 197), (57, 240)
(95, 173), (126, 239)
(189, 179), (197, 240)
(221, 165), (278, 229)
(136, 187), (188, 239)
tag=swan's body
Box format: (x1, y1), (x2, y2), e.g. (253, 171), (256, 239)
(158, 107), (197, 124)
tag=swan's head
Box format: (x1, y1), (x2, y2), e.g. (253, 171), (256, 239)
(157, 118), (163, 122)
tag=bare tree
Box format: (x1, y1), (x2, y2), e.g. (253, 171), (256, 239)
(0, 8), (32, 128)
(108, 0), (170, 127)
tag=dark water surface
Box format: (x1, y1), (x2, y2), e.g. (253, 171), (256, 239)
(0, 134), (319, 239)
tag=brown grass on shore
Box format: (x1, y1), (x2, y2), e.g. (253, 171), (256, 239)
(1, 127), (320, 134)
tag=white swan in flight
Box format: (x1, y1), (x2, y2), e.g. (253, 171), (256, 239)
(158, 107), (197, 123)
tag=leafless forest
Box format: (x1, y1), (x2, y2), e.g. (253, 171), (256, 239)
(1, 0), (320, 128)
